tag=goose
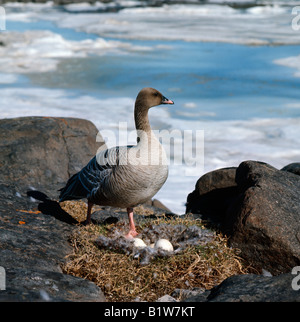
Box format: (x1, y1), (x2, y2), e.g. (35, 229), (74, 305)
(59, 87), (174, 239)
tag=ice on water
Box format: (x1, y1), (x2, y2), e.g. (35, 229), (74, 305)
(4, 1), (299, 45)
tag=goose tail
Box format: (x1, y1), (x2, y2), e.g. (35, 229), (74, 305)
(59, 172), (89, 202)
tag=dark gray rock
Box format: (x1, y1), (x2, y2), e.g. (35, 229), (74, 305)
(184, 272), (300, 302)
(0, 182), (106, 301)
(0, 116), (105, 198)
(228, 161), (300, 275)
(281, 162), (300, 176)
(147, 198), (173, 213)
(186, 161), (300, 275)
(185, 167), (238, 226)
(1, 267), (105, 302)
(0, 117), (106, 301)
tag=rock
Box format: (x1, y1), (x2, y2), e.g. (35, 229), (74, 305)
(191, 167), (237, 196)
(0, 267), (105, 302)
(0, 187), (74, 272)
(156, 294), (178, 302)
(0, 117), (106, 301)
(0, 182), (106, 301)
(281, 162), (300, 176)
(184, 272), (300, 302)
(186, 160), (300, 275)
(152, 199), (172, 213)
(228, 161), (300, 275)
(185, 167), (238, 226)
(143, 198), (174, 214)
(0, 116), (105, 198)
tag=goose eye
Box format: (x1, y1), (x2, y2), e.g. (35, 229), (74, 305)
(154, 92), (159, 97)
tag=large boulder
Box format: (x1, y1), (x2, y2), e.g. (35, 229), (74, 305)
(186, 161), (300, 275)
(0, 116), (105, 198)
(281, 162), (300, 176)
(0, 117), (106, 301)
(228, 161), (300, 275)
(186, 167), (238, 226)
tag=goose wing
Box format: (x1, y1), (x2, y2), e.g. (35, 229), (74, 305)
(59, 146), (131, 202)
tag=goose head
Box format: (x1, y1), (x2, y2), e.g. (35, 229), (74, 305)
(134, 87), (174, 133)
(135, 87), (174, 110)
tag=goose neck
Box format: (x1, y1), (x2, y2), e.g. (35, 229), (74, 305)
(134, 104), (151, 133)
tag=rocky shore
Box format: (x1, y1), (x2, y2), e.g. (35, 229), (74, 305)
(0, 116), (299, 302)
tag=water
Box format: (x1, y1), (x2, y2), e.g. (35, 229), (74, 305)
(1, 0), (300, 214)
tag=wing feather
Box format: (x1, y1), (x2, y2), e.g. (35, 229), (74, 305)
(59, 145), (132, 202)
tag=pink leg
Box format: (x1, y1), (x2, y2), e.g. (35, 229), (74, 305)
(83, 201), (93, 225)
(124, 207), (138, 239)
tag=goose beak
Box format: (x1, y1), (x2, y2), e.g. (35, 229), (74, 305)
(161, 95), (174, 105)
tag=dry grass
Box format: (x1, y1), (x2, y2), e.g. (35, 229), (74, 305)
(60, 200), (94, 222)
(60, 201), (249, 302)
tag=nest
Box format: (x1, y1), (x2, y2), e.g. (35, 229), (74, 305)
(95, 223), (215, 265)
(61, 202), (248, 302)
